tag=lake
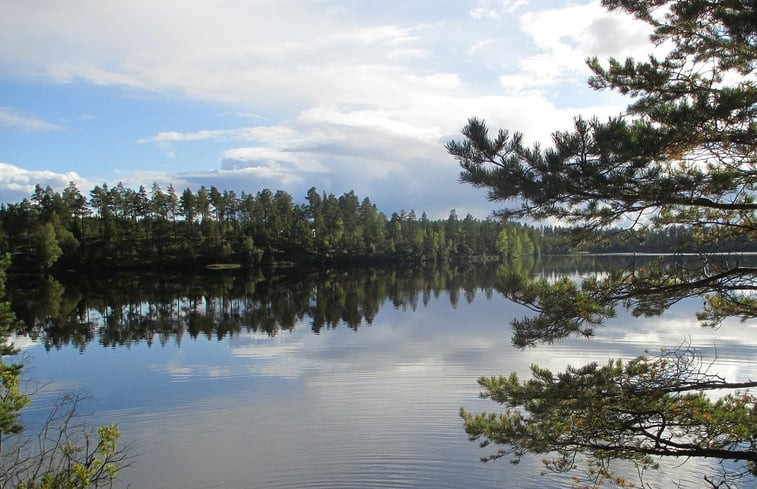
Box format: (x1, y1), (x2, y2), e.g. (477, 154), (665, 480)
(6, 257), (757, 488)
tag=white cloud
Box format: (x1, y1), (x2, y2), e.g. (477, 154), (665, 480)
(0, 1), (437, 108)
(0, 108), (63, 132)
(127, 72), (625, 217)
(0, 0), (660, 217)
(386, 48), (432, 59)
(465, 37), (505, 57)
(470, 0), (530, 19)
(138, 127), (272, 145)
(0, 162), (89, 202)
(221, 146), (328, 175)
(329, 24), (423, 46)
(506, 2), (654, 90)
(0, 1), (633, 117)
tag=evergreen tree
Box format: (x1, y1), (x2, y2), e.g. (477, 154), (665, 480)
(450, 1), (756, 486)
(166, 184), (179, 223)
(196, 186), (211, 223)
(133, 185), (150, 221)
(495, 229), (509, 258)
(179, 188), (197, 224)
(0, 254), (28, 455)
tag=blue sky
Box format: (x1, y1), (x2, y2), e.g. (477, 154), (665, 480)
(0, 0), (653, 218)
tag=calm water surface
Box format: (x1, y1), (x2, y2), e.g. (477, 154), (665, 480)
(8, 258), (757, 488)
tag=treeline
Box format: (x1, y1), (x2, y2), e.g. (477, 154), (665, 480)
(539, 225), (757, 254)
(8, 259), (548, 350)
(12, 254), (752, 350)
(0, 183), (543, 272)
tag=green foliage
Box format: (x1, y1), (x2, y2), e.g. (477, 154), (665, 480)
(0, 253), (18, 356)
(0, 362), (29, 441)
(2, 393), (132, 489)
(14, 424), (122, 489)
(0, 253), (132, 487)
(496, 272), (619, 348)
(8, 262), (544, 347)
(447, 0), (755, 254)
(461, 348), (757, 481)
(1, 185), (543, 272)
(451, 0), (756, 486)
(36, 222), (63, 269)
(448, 0), (755, 332)
(0, 253), (29, 451)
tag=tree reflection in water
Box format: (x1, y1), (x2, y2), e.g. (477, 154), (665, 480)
(6, 255), (756, 487)
(7, 255), (703, 352)
(7, 257), (526, 350)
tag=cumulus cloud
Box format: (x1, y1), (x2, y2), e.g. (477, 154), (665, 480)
(0, 1), (439, 108)
(0, 0), (658, 217)
(108, 138), (495, 219)
(129, 74), (626, 217)
(500, 3), (654, 92)
(0, 162), (89, 202)
(0, 1), (637, 113)
(221, 146), (327, 176)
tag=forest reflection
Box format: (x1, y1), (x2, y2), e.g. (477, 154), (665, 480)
(9, 254), (666, 351)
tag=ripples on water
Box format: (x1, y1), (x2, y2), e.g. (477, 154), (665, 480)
(9, 263), (757, 489)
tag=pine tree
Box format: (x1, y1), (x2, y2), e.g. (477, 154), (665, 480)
(450, 1), (756, 486)
(0, 254), (29, 455)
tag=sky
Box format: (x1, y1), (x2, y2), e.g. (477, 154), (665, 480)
(0, 0), (655, 218)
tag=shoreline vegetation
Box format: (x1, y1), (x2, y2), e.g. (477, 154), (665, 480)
(10, 254), (745, 352)
(1, 184), (754, 275)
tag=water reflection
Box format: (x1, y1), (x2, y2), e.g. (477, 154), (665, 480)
(9, 255), (683, 351)
(11, 262), (517, 349)
(7, 257), (757, 489)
